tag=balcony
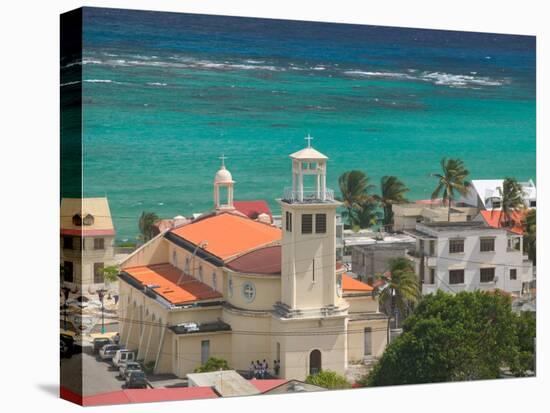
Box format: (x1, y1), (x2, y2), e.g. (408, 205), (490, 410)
(282, 187), (335, 204)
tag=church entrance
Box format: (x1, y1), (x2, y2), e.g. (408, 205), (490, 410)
(309, 349), (322, 375)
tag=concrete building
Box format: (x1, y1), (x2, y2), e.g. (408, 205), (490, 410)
(117, 140), (388, 381)
(350, 234), (415, 283)
(392, 203), (479, 232)
(459, 179), (537, 210)
(406, 222), (533, 296)
(60, 197), (116, 290)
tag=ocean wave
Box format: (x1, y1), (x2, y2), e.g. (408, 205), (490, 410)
(344, 70), (414, 79)
(421, 72), (503, 87)
(147, 82), (168, 86)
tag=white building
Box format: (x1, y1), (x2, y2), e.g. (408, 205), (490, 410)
(406, 222), (533, 296)
(460, 179), (537, 210)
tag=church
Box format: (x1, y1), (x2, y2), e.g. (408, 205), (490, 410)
(117, 139), (389, 380)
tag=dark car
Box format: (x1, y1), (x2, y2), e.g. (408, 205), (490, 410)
(93, 337), (112, 354)
(126, 371), (147, 389)
(60, 333), (74, 358)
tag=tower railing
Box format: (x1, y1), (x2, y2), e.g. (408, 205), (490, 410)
(283, 187), (335, 203)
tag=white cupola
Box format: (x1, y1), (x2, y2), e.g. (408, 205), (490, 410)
(214, 154), (235, 210)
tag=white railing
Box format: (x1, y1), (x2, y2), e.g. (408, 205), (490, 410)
(283, 187), (335, 203)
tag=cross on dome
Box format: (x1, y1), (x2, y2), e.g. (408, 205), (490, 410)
(305, 134), (314, 148)
(219, 154), (228, 168)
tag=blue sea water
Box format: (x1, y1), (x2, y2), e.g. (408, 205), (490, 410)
(71, 7), (536, 241)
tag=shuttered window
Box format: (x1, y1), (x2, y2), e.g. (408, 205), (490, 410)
(302, 214), (313, 234)
(480, 267), (495, 283)
(315, 214), (327, 234)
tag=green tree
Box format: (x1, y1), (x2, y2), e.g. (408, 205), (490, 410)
(431, 158), (470, 221)
(352, 200), (381, 229)
(337, 170), (375, 228)
(374, 257), (420, 337)
(305, 370), (351, 389)
(138, 211), (159, 242)
(194, 357), (231, 373)
(375, 176), (409, 231)
(363, 290), (533, 386)
(510, 311), (536, 376)
(494, 177), (525, 227)
(102, 265), (119, 291)
(523, 209), (536, 262)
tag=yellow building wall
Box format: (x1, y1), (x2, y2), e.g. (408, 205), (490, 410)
(346, 318), (388, 362)
(122, 235), (169, 268)
(174, 333), (232, 377)
(345, 295), (379, 313)
(225, 272), (281, 311)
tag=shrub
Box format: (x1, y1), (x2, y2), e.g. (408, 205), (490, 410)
(305, 370), (351, 389)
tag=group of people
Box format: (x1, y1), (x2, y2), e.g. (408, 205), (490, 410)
(249, 359), (281, 379)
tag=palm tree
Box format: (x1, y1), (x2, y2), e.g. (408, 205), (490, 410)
(495, 177), (525, 227)
(138, 211), (159, 242)
(337, 170), (375, 228)
(375, 176), (409, 231)
(523, 209), (536, 263)
(431, 158), (470, 221)
(374, 257), (420, 342)
(353, 201), (381, 229)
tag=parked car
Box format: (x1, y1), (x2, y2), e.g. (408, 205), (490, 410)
(112, 349), (136, 369)
(119, 361), (142, 379)
(126, 371), (147, 389)
(60, 333), (74, 358)
(92, 337), (112, 354)
(99, 344), (123, 361)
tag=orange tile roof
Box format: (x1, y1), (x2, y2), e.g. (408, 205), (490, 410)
(342, 274), (373, 292)
(123, 263), (222, 305)
(480, 210), (525, 235)
(170, 212), (282, 260)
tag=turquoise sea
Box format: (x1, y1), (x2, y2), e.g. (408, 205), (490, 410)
(66, 8), (536, 241)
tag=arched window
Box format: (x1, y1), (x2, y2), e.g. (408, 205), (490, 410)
(172, 251), (177, 267)
(212, 272), (217, 291)
(198, 265), (203, 282)
(309, 349), (322, 375)
(82, 214), (95, 226)
(228, 275), (233, 297)
(184, 257), (190, 274)
(72, 214), (82, 226)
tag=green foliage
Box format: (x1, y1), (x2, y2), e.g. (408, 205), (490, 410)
(194, 357), (231, 373)
(117, 241), (137, 248)
(494, 177), (525, 227)
(431, 158), (470, 220)
(510, 311), (536, 376)
(523, 209), (536, 262)
(364, 290), (535, 386)
(102, 265), (119, 285)
(375, 176), (409, 229)
(337, 170), (378, 229)
(305, 370), (351, 389)
(138, 211), (159, 242)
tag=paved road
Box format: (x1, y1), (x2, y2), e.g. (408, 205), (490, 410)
(61, 348), (126, 396)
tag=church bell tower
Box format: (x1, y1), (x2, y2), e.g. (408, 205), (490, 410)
(277, 135), (345, 316)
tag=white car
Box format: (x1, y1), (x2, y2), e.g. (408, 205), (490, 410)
(112, 349), (136, 369)
(99, 344), (123, 360)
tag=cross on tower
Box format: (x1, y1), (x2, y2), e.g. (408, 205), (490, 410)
(305, 133), (314, 148)
(219, 154), (228, 168)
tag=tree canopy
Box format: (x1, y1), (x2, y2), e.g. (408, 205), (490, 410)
(305, 370), (351, 389)
(194, 357), (231, 373)
(364, 290), (535, 386)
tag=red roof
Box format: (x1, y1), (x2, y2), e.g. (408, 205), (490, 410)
(234, 200), (273, 221)
(123, 263), (222, 305)
(480, 210), (525, 235)
(249, 379), (288, 393)
(226, 246), (281, 275)
(342, 274), (373, 292)
(63, 387), (218, 406)
(170, 212), (281, 260)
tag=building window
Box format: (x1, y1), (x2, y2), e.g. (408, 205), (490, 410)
(201, 340), (210, 364)
(198, 266), (203, 282)
(172, 250), (177, 267)
(530, 200), (536, 207)
(184, 257), (190, 274)
(301, 214), (313, 234)
(315, 214), (327, 234)
(285, 211), (292, 232)
(480, 268), (495, 283)
(63, 261), (74, 283)
(419, 239), (425, 252)
(82, 214), (95, 226)
(364, 328), (372, 356)
(429, 240), (435, 256)
(72, 214), (82, 226)
(492, 200), (502, 209)
(63, 236), (73, 250)
(94, 262), (104, 284)
(449, 239), (464, 254)
(242, 282), (256, 303)
(94, 238), (105, 250)
(510, 269), (517, 280)
(429, 268), (435, 284)
(449, 269), (464, 284)
(480, 238), (495, 252)
(228, 275), (233, 297)
(212, 272), (217, 291)
(336, 274), (342, 297)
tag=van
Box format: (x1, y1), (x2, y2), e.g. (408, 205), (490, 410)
(112, 349), (136, 369)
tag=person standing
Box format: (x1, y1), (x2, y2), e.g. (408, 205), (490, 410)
(113, 332), (120, 345)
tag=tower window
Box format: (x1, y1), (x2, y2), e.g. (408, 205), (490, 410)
(315, 214), (327, 233)
(301, 214), (313, 234)
(285, 211), (292, 232)
(510, 269), (517, 280)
